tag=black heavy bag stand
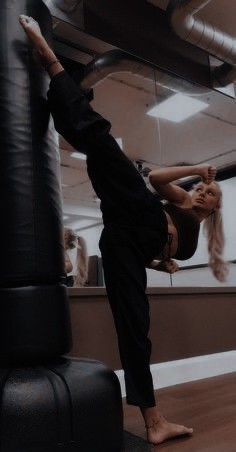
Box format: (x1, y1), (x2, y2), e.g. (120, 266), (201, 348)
(0, 1), (123, 450)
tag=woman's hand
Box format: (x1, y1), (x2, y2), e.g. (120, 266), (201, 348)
(151, 259), (180, 274)
(195, 164), (217, 184)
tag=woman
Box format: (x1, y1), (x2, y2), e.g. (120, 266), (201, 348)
(19, 15), (227, 445)
(64, 228), (88, 287)
(148, 171), (228, 282)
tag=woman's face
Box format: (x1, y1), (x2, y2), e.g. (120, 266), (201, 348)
(191, 182), (221, 213)
(64, 229), (77, 249)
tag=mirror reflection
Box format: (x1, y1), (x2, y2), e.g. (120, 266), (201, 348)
(60, 61), (236, 287)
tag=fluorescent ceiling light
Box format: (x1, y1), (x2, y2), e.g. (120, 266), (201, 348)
(71, 151), (87, 160)
(147, 93), (208, 123)
(115, 138), (123, 149)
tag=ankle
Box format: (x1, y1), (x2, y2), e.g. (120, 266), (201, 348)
(38, 47), (57, 66)
(145, 419), (160, 430)
(141, 406), (165, 428)
(38, 45), (53, 58)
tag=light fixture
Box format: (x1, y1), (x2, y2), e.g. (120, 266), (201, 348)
(70, 151), (87, 160)
(147, 93), (208, 123)
(63, 215), (69, 220)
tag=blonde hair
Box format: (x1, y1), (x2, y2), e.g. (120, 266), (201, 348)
(202, 182), (228, 282)
(64, 228), (88, 287)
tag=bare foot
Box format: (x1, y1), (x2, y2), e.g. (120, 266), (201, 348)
(146, 415), (193, 445)
(141, 406), (193, 445)
(19, 15), (44, 47)
(19, 15), (55, 65)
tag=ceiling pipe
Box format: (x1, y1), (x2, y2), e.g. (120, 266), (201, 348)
(80, 50), (153, 90)
(167, 0), (236, 85)
(52, 0), (81, 12)
(79, 49), (209, 95)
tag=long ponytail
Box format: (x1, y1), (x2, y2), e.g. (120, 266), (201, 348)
(64, 228), (88, 286)
(74, 236), (88, 287)
(203, 183), (228, 282)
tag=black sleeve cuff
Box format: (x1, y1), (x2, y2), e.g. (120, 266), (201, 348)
(49, 70), (85, 106)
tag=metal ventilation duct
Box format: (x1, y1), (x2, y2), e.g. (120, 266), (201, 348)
(167, 0), (236, 85)
(43, 0), (212, 92)
(52, 0), (81, 12)
(43, 0), (84, 28)
(80, 50), (157, 90)
(79, 49), (209, 95)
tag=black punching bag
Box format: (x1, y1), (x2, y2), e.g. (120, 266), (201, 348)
(0, 1), (123, 450)
(0, 0), (72, 360)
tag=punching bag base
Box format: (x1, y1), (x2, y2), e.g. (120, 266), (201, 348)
(0, 357), (123, 452)
(0, 284), (72, 362)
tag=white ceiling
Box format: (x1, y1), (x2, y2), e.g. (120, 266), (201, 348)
(61, 0), (236, 230)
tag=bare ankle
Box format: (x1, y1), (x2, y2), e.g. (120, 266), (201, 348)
(145, 419), (160, 430)
(37, 47), (56, 66)
(140, 406), (164, 427)
(38, 44), (53, 57)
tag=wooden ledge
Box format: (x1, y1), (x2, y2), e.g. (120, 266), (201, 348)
(68, 286), (236, 298)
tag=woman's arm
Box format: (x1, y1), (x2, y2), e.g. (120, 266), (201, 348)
(149, 166), (200, 185)
(149, 165), (216, 206)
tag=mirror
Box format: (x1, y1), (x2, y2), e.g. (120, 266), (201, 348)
(60, 57), (236, 287)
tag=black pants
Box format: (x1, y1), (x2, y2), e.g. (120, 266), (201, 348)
(92, 158), (167, 407)
(48, 71), (168, 407)
(66, 275), (74, 287)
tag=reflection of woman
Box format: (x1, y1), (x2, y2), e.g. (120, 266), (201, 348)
(148, 170), (228, 283)
(20, 16), (227, 445)
(64, 228), (88, 287)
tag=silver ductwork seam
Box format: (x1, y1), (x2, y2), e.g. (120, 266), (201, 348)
(167, 0), (236, 85)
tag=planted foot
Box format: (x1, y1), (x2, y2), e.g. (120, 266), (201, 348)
(146, 415), (193, 445)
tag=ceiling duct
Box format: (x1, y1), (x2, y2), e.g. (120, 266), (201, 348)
(79, 49), (209, 95)
(43, 0), (214, 93)
(167, 0), (236, 85)
(51, 0), (81, 12)
(80, 50), (157, 90)
(43, 0), (84, 29)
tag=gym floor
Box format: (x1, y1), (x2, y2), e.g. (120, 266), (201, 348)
(123, 372), (236, 451)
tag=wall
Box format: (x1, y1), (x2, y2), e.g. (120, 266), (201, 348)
(68, 287), (236, 369)
(77, 223), (103, 256)
(147, 263), (236, 287)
